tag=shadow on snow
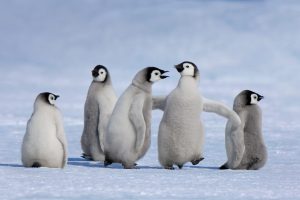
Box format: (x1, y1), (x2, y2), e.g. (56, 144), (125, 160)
(67, 157), (220, 170)
(0, 163), (23, 168)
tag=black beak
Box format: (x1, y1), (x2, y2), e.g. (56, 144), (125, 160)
(258, 95), (264, 101)
(159, 70), (169, 79)
(160, 69), (169, 79)
(54, 95), (60, 100)
(175, 64), (184, 72)
(160, 75), (169, 79)
(92, 70), (99, 77)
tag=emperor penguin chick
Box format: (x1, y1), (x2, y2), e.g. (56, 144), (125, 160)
(157, 61), (241, 170)
(157, 62), (204, 170)
(104, 67), (168, 169)
(220, 90), (267, 170)
(81, 65), (117, 161)
(21, 92), (68, 168)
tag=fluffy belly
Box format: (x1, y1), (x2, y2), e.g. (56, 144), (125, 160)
(159, 117), (203, 163)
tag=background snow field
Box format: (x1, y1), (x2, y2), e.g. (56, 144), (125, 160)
(0, 0), (300, 199)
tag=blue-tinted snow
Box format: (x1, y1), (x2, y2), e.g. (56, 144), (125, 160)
(0, 0), (299, 199)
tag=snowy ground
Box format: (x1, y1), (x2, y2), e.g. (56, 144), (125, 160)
(0, 0), (300, 199)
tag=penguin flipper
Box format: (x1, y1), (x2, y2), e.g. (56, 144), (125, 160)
(203, 97), (241, 129)
(152, 96), (167, 111)
(228, 127), (245, 168)
(129, 94), (146, 152)
(55, 112), (68, 168)
(226, 112), (246, 169)
(203, 97), (245, 169)
(97, 106), (105, 153)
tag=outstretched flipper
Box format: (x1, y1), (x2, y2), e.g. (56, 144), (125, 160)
(225, 111), (246, 169)
(203, 97), (244, 169)
(203, 97), (241, 129)
(227, 125), (245, 169)
(152, 96), (167, 111)
(129, 94), (146, 152)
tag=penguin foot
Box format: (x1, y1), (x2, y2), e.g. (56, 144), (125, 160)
(177, 164), (183, 169)
(104, 160), (112, 167)
(219, 164), (229, 170)
(122, 163), (138, 169)
(191, 157), (204, 165)
(81, 153), (93, 161)
(164, 166), (175, 170)
(31, 162), (41, 168)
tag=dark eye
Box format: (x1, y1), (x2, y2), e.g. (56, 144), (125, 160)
(100, 72), (104, 74)
(186, 66), (189, 68)
(254, 95), (257, 99)
(51, 96), (54, 100)
(155, 72), (159, 76)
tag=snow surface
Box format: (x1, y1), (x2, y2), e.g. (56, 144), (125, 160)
(0, 0), (300, 199)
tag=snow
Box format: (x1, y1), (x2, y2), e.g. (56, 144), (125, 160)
(0, 0), (300, 199)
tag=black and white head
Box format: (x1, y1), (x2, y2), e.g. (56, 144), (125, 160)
(42, 92), (60, 106)
(92, 65), (108, 82)
(237, 90), (264, 106)
(175, 61), (199, 77)
(146, 67), (169, 83)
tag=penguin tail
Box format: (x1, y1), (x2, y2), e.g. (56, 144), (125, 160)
(191, 157), (204, 165)
(219, 163), (229, 170)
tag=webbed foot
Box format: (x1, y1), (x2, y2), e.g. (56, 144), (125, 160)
(164, 166), (175, 170)
(81, 153), (93, 161)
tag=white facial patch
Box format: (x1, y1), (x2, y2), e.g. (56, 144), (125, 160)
(181, 63), (195, 76)
(48, 94), (56, 105)
(250, 94), (258, 105)
(94, 68), (107, 82)
(150, 70), (162, 82)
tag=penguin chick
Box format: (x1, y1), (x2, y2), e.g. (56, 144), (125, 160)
(21, 92), (68, 168)
(81, 65), (117, 161)
(156, 61), (241, 169)
(220, 90), (267, 170)
(104, 67), (168, 169)
(157, 61), (204, 170)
